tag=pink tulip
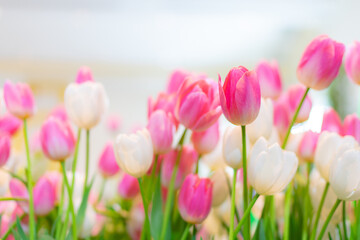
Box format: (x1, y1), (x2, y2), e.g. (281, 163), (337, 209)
(345, 41), (360, 85)
(297, 35), (345, 90)
(106, 114), (122, 132)
(1, 215), (14, 240)
(147, 110), (175, 154)
(118, 173), (140, 199)
(298, 131), (320, 162)
(76, 66), (94, 84)
(3, 81), (35, 119)
(178, 174), (213, 224)
(343, 114), (360, 143)
(191, 121), (219, 155)
(161, 145), (197, 189)
(273, 97), (290, 137)
(321, 108), (343, 134)
(148, 92), (178, 127)
(33, 176), (56, 216)
(0, 134), (10, 167)
(219, 66), (260, 125)
(255, 60), (283, 99)
(166, 70), (191, 94)
(175, 77), (222, 131)
(43, 171), (62, 203)
(0, 114), (22, 136)
(98, 142), (120, 178)
(49, 105), (68, 122)
(9, 179), (29, 213)
(39, 116), (76, 161)
(286, 85), (312, 123)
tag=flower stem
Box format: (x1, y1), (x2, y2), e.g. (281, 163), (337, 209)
(241, 125), (250, 240)
(225, 170), (240, 223)
(229, 168), (237, 240)
(138, 177), (151, 239)
(0, 197), (27, 201)
(84, 129), (90, 193)
(71, 129), (81, 193)
(195, 154), (201, 174)
(23, 119), (36, 240)
(55, 179), (65, 239)
(234, 193), (260, 235)
(97, 178), (106, 204)
(310, 182), (330, 240)
(2, 214), (25, 240)
(180, 223), (191, 240)
(317, 199), (341, 240)
(343, 201), (348, 240)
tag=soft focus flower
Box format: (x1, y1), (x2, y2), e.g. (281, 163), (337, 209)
(343, 114), (360, 143)
(286, 85), (312, 123)
(106, 114), (121, 132)
(39, 116), (76, 161)
(345, 41), (360, 85)
(297, 131), (320, 162)
(3, 81), (35, 119)
(273, 97), (290, 138)
(0, 134), (11, 167)
(64, 67), (108, 129)
(118, 173), (140, 199)
(43, 171), (62, 203)
(248, 137), (298, 195)
(49, 105), (68, 122)
(161, 145), (197, 189)
(76, 66), (94, 84)
(219, 66), (260, 125)
(210, 170), (229, 207)
(147, 110), (175, 154)
(0, 114), (22, 136)
(255, 60), (282, 99)
(166, 69), (190, 94)
(98, 142), (120, 178)
(32, 176), (56, 216)
(114, 129), (153, 178)
(148, 92), (177, 127)
(0, 171), (10, 196)
(178, 174), (213, 224)
(175, 77), (221, 131)
(191, 121), (220, 155)
(297, 35), (345, 90)
(321, 108), (343, 134)
(247, 98), (273, 143)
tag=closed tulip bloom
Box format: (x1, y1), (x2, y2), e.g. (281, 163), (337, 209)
(286, 85), (312, 123)
(166, 69), (191, 94)
(148, 92), (178, 128)
(147, 110), (175, 154)
(297, 35), (345, 90)
(297, 131), (320, 162)
(249, 137), (298, 195)
(210, 170), (229, 207)
(114, 129), (153, 178)
(0, 114), (22, 136)
(118, 173), (140, 199)
(98, 142), (120, 178)
(219, 66), (261, 125)
(255, 60), (282, 99)
(345, 41), (360, 85)
(39, 116), (76, 161)
(175, 77), (222, 132)
(343, 114), (360, 143)
(191, 121), (220, 155)
(247, 98), (273, 143)
(273, 97), (290, 138)
(9, 179), (28, 212)
(321, 108), (343, 134)
(33, 176), (56, 216)
(76, 66), (94, 84)
(3, 81), (35, 119)
(178, 174), (213, 224)
(0, 134), (11, 167)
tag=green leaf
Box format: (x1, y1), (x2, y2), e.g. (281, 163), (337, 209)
(12, 229), (22, 240)
(15, 216), (28, 240)
(39, 234), (55, 240)
(150, 177), (163, 240)
(76, 177), (95, 229)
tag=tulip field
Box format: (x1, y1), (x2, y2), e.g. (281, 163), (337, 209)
(1, 35), (360, 240)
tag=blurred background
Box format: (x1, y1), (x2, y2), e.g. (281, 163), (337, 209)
(1, 0), (360, 177)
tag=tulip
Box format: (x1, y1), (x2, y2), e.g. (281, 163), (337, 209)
(178, 174), (213, 224)
(286, 85), (312, 123)
(3, 81), (35, 119)
(147, 110), (175, 154)
(0, 114), (22, 136)
(166, 69), (190, 94)
(175, 77), (222, 132)
(248, 137), (298, 195)
(255, 60), (282, 99)
(273, 97), (290, 138)
(161, 145), (197, 189)
(43, 171), (62, 203)
(321, 108), (343, 134)
(114, 129), (153, 178)
(219, 66), (261, 125)
(98, 142), (120, 178)
(247, 98), (273, 143)
(118, 173), (140, 199)
(0, 134), (11, 167)
(343, 114), (360, 143)
(32, 176), (56, 216)
(49, 105), (68, 122)
(39, 116), (76, 161)
(297, 35), (345, 90)
(148, 92), (177, 126)
(191, 121), (220, 155)
(297, 131), (320, 162)
(210, 170), (229, 207)
(345, 41), (360, 85)
(76, 66), (94, 84)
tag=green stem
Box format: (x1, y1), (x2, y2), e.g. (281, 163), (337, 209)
(317, 199), (341, 240)
(195, 154), (201, 174)
(234, 193), (260, 235)
(97, 178), (106, 204)
(225, 170), (240, 223)
(192, 225), (197, 240)
(0, 197), (27, 201)
(180, 223), (191, 240)
(337, 224), (343, 240)
(149, 154), (159, 198)
(84, 130), (90, 193)
(55, 179), (65, 239)
(23, 119), (35, 240)
(310, 182), (330, 240)
(138, 178), (150, 240)
(343, 201), (348, 240)
(241, 125), (250, 240)
(229, 168), (237, 240)
(2, 214), (25, 240)
(0, 168), (27, 185)
(356, 200), (360, 239)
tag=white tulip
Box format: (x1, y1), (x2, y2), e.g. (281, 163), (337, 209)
(114, 129), (153, 178)
(247, 98), (273, 143)
(64, 81), (108, 129)
(248, 137), (298, 195)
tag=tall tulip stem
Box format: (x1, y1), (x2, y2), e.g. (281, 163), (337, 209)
(234, 193), (260, 235)
(343, 201), (348, 240)
(229, 168), (237, 239)
(138, 177), (150, 239)
(241, 125), (250, 240)
(317, 199), (341, 240)
(310, 182), (330, 240)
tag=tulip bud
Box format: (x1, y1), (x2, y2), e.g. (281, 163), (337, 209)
(297, 131), (320, 162)
(3, 81), (35, 119)
(0, 134), (11, 167)
(39, 116), (76, 161)
(114, 129), (153, 178)
(0, 114), (22, 136)
(249, 137), (298, 195)
(286, 85), (312, 123)
(147, 110), (175, 154)
(148, 92), (177, 123)
(166, 70), (190, 94)
(210, 170), (229, 207)
(219, 66), (261, 125)
(321, 108), (343, 134)
(175, 77), (222, 132)
(43, 171), (62, 203)
(76, 66), (94, 84)
(191, 121), (220, 155)
(33, 176), (56, 216)
(247, 98), (273, 143)
(161, 145), (197, 189)
(345, 41), (360, 85)
(297, 35), (345, 90)
(118, 173), (140, 199)
(98, 142), (120, 178)
(343, 114), (360, 143)
(178, 174), (213, 224)
(9, 179), (29, 213)
(255, 60), (282, 99)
